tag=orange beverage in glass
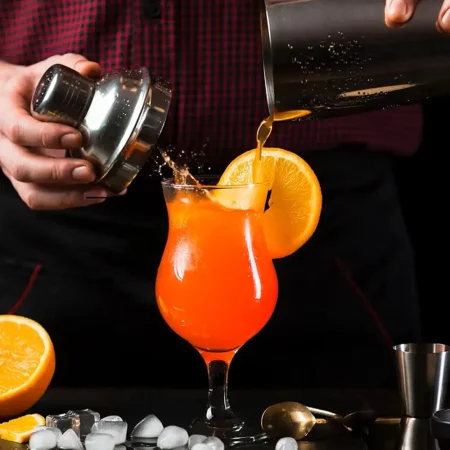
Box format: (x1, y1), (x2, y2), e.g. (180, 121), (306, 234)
(155, 176), (278, 443)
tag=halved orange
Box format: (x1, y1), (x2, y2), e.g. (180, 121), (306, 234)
(0, 414), (45, 443)
(219, 148), (322, 258)
(0, 315), (55, 419)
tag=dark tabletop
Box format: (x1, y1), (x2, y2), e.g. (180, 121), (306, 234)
(0, 388), (418, 450)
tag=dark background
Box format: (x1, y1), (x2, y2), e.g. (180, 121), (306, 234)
(394, 97), (448, 343)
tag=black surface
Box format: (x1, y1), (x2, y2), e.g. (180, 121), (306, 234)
(0, 388), (404, 450)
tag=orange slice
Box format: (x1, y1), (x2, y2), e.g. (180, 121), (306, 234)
(0, 315), (55, 420)
(0, 414), (45, 443)
(219, 148), (322, 258)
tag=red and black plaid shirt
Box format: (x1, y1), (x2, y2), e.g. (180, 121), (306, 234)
(0, 0), (423, 164)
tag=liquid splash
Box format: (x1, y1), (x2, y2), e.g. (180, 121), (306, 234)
(159, 149), (199, 185)
(148, 110), (311, 188)
(145, 140), (210, 182)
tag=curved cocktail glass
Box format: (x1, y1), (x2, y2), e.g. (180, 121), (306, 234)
(155, 176), (278, 444)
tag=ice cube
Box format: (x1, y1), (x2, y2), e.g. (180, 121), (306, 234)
(91, 420), (127, 444)
(68, 409), (100, 439)
(191, 444), (210, 450)
(131, 414), (164, 439)
(100, 415), (122, 422)
(188, 435), (206, 449)
(204, 436), (224, 450)
(85, 433), (115, 450)
(82, 409), (100, 421)
(191, 442), (211, 450)
(29, 429), (58, 450)
(157, 426), (189, 449)
(57, 429), (84, 450)
(46, 412), (81, 437)
(275, 437), (298, 450)
(33, 426), (62, 440)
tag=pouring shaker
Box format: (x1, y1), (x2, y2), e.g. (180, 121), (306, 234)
(262, 0), (450, 119)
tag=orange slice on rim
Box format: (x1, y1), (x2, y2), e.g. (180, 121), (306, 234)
(219, 148), (322, 258)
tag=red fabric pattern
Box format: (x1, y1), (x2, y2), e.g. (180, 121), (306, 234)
(0, 0), (422, 163)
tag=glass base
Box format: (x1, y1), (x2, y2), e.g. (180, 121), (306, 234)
(190, 417), (269, 446)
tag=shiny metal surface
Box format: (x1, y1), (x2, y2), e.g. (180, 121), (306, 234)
(32, 64), (95, 127)
(397, 417), (438, 450)
(261, 0), (450, 119)
(32, 65), (171, 193)
(261, 401), (316, 440)
(394, 344), (450, 418)
(262, 402), (400, 441)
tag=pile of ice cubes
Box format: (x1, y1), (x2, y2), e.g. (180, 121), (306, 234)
(28, 409), (228, 450)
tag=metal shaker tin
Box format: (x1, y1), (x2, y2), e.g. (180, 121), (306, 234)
(261, 0), (450, 119)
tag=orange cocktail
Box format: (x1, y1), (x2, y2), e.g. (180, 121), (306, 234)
(156, 188), (277, 352)
(155, 177), (278, 443)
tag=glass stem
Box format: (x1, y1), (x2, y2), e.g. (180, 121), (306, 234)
(205, 359), (240, 428)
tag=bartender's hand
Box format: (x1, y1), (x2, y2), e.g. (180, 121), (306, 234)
(385, 0), (450, 32)
(0, 53), (117, 210)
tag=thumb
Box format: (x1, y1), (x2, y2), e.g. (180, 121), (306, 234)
(28, 53), (101, 83)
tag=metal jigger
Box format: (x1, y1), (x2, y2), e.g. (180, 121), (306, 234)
(394, 343), (450, 450)
(397, 417), (438, 450)
(394, 344), (450, 418)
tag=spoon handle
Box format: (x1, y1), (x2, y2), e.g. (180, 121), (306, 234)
(306, 406), (340, 418)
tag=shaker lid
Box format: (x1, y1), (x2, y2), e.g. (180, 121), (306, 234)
(99, 71), (172, 193)
(32, 65), (172, 193)
(32, 64), (96, 127)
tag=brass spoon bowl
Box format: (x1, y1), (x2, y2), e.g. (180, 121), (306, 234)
(261, 401), (317, 440)
(262, 402), (399, 442)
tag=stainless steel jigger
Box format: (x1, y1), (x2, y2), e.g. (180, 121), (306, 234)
(394, 343), (450, 418)
(397, 417), (438, 450)
(31, 64), (172, 193)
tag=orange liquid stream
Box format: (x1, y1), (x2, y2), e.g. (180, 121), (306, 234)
(155, 193), (278, 354)
(253, 109), (311, 183)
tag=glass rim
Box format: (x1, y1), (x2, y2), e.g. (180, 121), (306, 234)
(161, 175), (269, 190)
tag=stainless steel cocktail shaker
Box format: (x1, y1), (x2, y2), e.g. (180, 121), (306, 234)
(31, 65), (171, 193)
(262, 0), (450, 119)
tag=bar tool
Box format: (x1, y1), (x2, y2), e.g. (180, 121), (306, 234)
(307, 406), (399, 434)
(431, 410), (450, 450)
(261, 402), (316, 440)
(394, 343), (450, 418)
(397, 417), (438, 450)
(31, 64), (171, 193)
(261, 401), (399, 441)
(262, 0), (450, 119)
